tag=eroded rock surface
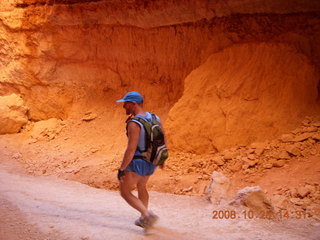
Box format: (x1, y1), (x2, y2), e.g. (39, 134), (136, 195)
(0, 1), (319, 153)
(0, 94), (28, 134)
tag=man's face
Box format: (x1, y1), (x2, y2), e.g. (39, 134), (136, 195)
(123, 102), (134, 115)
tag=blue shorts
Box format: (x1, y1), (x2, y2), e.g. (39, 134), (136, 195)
(125, 158), (157, 176)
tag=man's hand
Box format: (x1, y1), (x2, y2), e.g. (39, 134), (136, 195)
(159, 163), (165, 169)
(117, 169), (125, 181)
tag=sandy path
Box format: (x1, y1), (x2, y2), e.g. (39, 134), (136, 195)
(0, 165), (319, 240)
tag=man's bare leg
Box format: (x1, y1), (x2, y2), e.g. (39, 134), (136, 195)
(137, 175), (150, 209)
(119, 171), (149, 218)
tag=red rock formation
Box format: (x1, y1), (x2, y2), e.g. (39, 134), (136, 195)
(166, 43), (320, 153)
(0, 0), (319, 152)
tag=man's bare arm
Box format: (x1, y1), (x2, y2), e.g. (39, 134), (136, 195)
(119, 121), (140, 171)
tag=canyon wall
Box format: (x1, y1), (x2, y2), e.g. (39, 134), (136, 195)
(0, 0), (319, 153)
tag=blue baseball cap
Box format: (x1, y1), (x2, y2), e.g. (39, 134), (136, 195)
(116, 91), (143, 103)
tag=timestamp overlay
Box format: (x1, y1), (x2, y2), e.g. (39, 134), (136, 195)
(211, 209), (319, 220)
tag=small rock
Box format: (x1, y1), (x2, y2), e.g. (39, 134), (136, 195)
(272, 160), (285, 168)
(182, 186), (193, 192)
(301, 117), (312, 126)
(272, 194), (288, 207)
(278, 151), (291, 160)
(263, 163), (273, 169)
(90, 148), (99, 153)
(309, 149), (317, 155)
(293, 133), (313, 142)
(279, 134), (295, 142)
(187, 167), (195, 173)
(297, 185), (312, 198)
(312, 133), (320, 141)
(250, 142), (266, 149)
(312, 121), (320, 127)
(246, 148), (255, 154)
(229, 161), (242, 172)
(303, 126), (318, 133)
(12, 152), (22, 159)
(223, 151), (237, 160)
(243, 158), (258, 167)
(301, 149), (310, 157)
(254, 147), (265, 156)
(285, 145), (301, 156)
(212, 157), (224, 166)
(307, 204), (320, 220)
(203, 175), (210, 180)
(82, 113), (97, 121)
(192, 161), (201, 168)
(290, 197), (305, 206)
(242, 164), (249, 170)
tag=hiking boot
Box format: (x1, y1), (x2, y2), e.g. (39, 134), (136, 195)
(134, 213), (159, 229)
(134, 218), (146, 228)
(144, 213), (159, 228)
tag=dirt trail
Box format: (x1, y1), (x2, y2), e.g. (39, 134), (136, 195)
(0, 165), (319, 240)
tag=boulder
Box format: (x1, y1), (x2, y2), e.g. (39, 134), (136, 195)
(30, 118), (64, 140)
(0, 94), (28, 134)
(229, 186), (274, 215)
(205, 171), (232, 204)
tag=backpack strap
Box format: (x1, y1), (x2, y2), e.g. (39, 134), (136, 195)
(127, 113), (159, 160)
(149, 112), (160, 124)
(130, 115), (152, 155)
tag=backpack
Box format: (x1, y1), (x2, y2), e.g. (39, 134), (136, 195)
(131, 113), (168, 166)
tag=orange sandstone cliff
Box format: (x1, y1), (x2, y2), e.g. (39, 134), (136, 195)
(1, 1), (319, 152)
(0, 1), (320, 199)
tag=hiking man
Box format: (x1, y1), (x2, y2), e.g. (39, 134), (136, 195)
(116, 91), (166, 229)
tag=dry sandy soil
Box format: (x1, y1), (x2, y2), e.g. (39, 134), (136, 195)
(1, 162), (320, 240)
(0, 120), (320, 240)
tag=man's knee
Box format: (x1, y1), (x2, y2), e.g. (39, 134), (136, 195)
(137, 182), (147, 191)
(120, 182), (131, 196)
(137, 177), (149, 191)
(120, 186), (131, 200)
